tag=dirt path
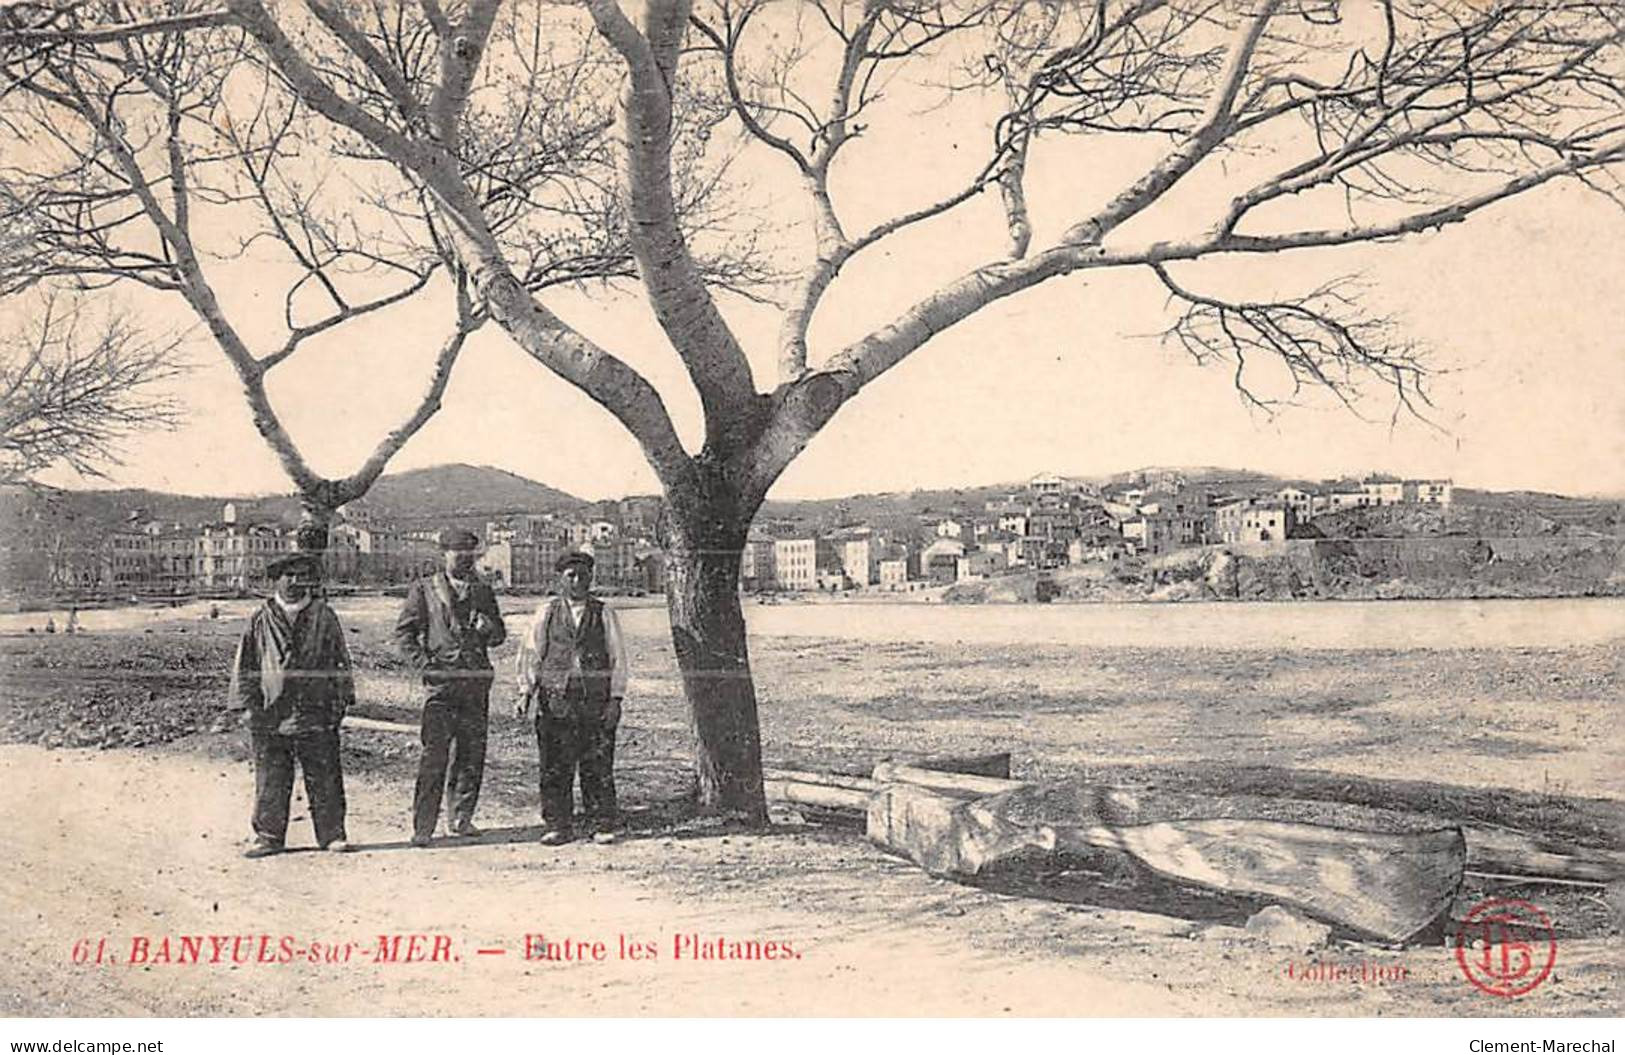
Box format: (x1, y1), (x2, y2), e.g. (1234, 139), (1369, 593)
(0, 744), (1616, 1017)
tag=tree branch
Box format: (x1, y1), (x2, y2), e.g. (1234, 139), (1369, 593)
(427, 0), (501, 147)
(1060, 0), (1280, 247)
(0, 7), (235, 46)
(303, 0), (425, 128)
(225, 0), (417, 163)
(587, 0), (758, 454)
(1212, 138), (1625, 254)
(258, 264), (438, 371)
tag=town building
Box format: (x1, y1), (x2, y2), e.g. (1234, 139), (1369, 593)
(740, 536), (777, 592)
(478, 540), (539, 588)
(1069, 529), (1130, 563)
(878, 557), (910, 590)
(773, 537), (837, 591)
(198, 519), (294, 590)
(1120, 515), (1177, 557)
(1029, 472), (1066, 495)
(583, 536), (640, 591)
(1362, 475), (1405, 506)
(1214, 499), (1295, 544)
(99, 529), (151, 589)
(839, 534), (888, 587)
(919, 537), (966, 584)
(956, 548), (1007, 581)
(149, 532), (201, 590)
(1406, 479), (1453, 506)
(1277, 487), (1315, 519)
(997, 513), (1029, 536)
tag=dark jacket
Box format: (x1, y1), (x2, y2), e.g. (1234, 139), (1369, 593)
(394, 571), (507, 689)
(228, 598), (354, 734)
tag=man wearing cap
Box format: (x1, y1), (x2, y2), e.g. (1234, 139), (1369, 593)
(515, 550), (628, 844)
(228, 551), (354, 858)
(394, 528), (507, 846)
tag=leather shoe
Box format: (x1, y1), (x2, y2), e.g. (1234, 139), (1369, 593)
(242, 841), (284, 860)
(451, 821), (482, 838)
(537, 828), (573, 846)
(410, 833), (433, 848)
(323, 839), (353, 853)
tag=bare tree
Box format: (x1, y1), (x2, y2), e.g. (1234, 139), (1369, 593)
(3, 0), (1619, 818)
(0, 293), (186, 483)
(0, 0), (757, 533)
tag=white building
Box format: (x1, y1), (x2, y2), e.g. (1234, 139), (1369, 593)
(1361, 477), (1405, 506)
(773, 537), (832, 591)
(1407, 479), (1454, 506)
(1277, 487), (1314, 519)
(956, 549), (1007, 581)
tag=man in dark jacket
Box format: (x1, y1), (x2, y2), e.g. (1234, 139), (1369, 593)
(228, 551), (354, 858)
(514, 551), (628, 844)
(394, 529), (506, 846)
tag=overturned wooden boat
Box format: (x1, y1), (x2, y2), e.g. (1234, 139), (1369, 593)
(768, 761), (1468, 944)
(866, 779), (1466, 944)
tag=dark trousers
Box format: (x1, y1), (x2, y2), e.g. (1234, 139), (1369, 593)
(413, 680), (490, 838)
(251, 726), (346, 848)
(534, 698), (618, 832)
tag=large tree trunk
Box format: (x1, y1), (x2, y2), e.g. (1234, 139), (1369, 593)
(664, 479), (768, 824)
(295, 498), (337, 555)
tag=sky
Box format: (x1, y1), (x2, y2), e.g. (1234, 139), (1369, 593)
(18, 9), (1625, 503)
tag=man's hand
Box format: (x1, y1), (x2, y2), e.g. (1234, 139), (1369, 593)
(606, 696), (622, 726)
(472, 610), (495, 639)
(512, 693), (530, 721)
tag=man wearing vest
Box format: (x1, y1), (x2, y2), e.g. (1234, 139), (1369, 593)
(394, 528), (507, 847)
(515, 551), (628, 844)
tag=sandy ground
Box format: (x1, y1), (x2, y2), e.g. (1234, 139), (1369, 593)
(0, 741), (1618, 1018)
(1, 598), (1620, 1017)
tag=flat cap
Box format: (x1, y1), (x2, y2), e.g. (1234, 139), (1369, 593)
(438, 527), (480, 551)
(554, 550), (595, 573)
(266, 552), (323, 580)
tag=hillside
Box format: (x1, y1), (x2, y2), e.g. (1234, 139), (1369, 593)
(1310, 490), (1625, 540)
(342, 464), (584, 526)
(5, 464), (1620, 551)
(756, 467), (1310, 535)
(0, 464), (585, 536)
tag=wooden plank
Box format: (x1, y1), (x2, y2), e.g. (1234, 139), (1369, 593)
(1462, 826), (1622, 883)
(342, 715), (418, 735)
(763, 768), (878, 792)
(763, 779), (871, 812)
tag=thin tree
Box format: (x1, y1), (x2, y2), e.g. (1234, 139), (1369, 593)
(0, 293), (186, 484)
(3, 0), (1619, 818)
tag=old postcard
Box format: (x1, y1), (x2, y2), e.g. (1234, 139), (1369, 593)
(0, 0), (1620, 1034)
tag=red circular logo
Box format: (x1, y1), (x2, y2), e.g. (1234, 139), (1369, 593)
(1454, 898), (1557, 997)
